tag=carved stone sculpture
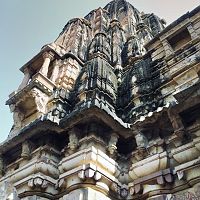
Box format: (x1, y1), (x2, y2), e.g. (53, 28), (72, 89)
(30, 88), (49, 114)
(21, 141), (31, 159)
(2, 0), (200, 199)
(67, 129), (79, 154)
(107, 133), (119, 156)
(135, 131), (148, 149)
(9, 104), (24, 130)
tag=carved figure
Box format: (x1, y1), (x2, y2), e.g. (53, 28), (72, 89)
(122, 36), (144, 65)
(21, 141), (31, 159)
(148, 14), (165, 36)
(129, 37), (142, 57)
(30, 88), (49, 114)
(108, 133), (119, 155)
(68, 130), (78, 151)
(137, 23), (153, 45)
(9, 104), (24, 129)
(135, 131), (148, 148)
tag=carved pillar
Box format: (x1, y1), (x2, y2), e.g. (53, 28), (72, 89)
(107, 133), (119, 157)
(21, 141), (31, 159)
(50, 60), (60, 83)
(39, 52), (54, 77)
(0, 156), (3, 177)
(162, 39), (174, 57)
(18, 67), (31, 90)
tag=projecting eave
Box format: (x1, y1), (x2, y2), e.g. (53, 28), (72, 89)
(0, 119), (63, 154)
(0, 105), (132, 154)
(145, 5), (200, 48)
(60, 105), (132, 139)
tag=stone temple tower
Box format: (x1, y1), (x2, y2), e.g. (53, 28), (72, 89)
(1, 0), (200, 199)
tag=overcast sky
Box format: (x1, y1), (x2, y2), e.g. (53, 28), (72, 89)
(0, 0), (199, 142)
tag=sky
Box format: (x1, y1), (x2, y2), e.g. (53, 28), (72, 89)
(0, 0), (199, 143)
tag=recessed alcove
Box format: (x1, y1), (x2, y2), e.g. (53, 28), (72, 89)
(168, 28), (191, 51)
(180, 103), (200, 128)
(117, 136), (136, 156)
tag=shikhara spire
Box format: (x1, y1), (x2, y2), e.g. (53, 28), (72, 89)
(1, 1), (200, 199)
(56, 0), (165, 66)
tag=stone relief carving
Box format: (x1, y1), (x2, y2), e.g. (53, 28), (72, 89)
(9, 104), (24, 130)
(122, 36), (145, 65)
(65, 128), (79, 155)
(29, 88), (49, 114)
(78, 168), (102, 182)
(135, 131), (148, 149)
(130, 129), (149, 161)
(28, 175), (48, 189)
(21, 141), (31, 159)
(107, 133), (119, 157)
(137, 23), (153, 46)
(68, 132), (78, 150)
(2, 0), (200, 200)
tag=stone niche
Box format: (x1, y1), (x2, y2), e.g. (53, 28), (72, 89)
(168, 28), (192, 51)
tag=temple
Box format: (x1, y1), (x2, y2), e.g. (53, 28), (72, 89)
(0, 0), (200, 199)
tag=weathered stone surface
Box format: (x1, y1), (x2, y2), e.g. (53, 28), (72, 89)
(1, 0), (200, 199)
